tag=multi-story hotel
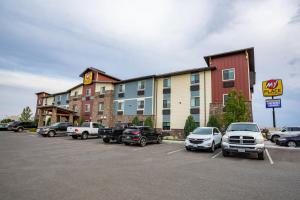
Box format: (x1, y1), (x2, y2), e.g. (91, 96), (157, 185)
(35, 47), (256, 138)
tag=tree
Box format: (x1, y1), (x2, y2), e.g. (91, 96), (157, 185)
(46, 118), (51, 126)
(223, 90), (250, 128)
(144, 117), (153, 128)
(131, 116), (140, 126)
(79, 118), (85, 125)
(19, 106), (32, 122)
(1, 118), (13, 123)
(184, 115), (197, 137)
(207, 115), (221, 129)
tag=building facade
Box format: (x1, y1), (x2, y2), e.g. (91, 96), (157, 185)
(35, 48), (256, 138)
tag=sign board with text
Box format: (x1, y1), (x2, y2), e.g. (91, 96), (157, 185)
(83, 71), (93, 85)
(262, 79), (283, 97)
(266, 99), (281, 108)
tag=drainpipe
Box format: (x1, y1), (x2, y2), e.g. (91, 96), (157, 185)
(204, 71), (207, 126)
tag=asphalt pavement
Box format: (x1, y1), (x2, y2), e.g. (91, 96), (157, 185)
(0, 131), (299, 200)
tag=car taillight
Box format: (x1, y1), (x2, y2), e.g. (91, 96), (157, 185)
(75, 129), (78, 132)
(132, 131), (140, 135)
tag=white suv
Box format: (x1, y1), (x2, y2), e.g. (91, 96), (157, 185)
(185, 127), (222, 152)
(222, 122), (265, 160)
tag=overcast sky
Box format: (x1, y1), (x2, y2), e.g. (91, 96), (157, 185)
(0, 0), (299, 127)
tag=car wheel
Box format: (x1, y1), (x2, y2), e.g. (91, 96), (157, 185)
(81, 132), (88, 140)
(72, 135), (78, 139)
(103, 138), (110, 143)
(140, 137), (147, 147)
(287, 141), (296, 148)
(157, 136), (162, 144)
(258, 152), (264, 160)
(18, 127), (24, 132)
(124, 142), (130, 146)
(48, 131), (55, 137)
(210, 142), (215, 152)
(222, 150), (229, 157)
(271, 135), (279, 143)
(186, 147), (191, 151)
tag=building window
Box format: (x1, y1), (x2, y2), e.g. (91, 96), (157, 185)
(191, 73), (199, 85)
(163, 99), (171, 109)
(191, 97), (200, 107)
(163, 122), (170, 130)
(66, 93), (69, 100)
(45, 98), (48, 105)
(99, 102), (104, 111)
(137, 100), (144, 110)
(163, 78), (171, 88)
(85, 104), (90, 112)
(119, 84), (125, 93)
(74, 91), (78, 97)
(223, 94), (229, 106)
(58, 95), (62, 102)
(222, 68), (235, 81)
(73, 105), (78, 112)
(86, 88), (91, 96)
(118, 102), (124, 111)
(138, 80), (145, 91)
(100, 86), (106, 94)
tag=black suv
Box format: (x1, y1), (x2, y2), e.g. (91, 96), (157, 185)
(8, 121), (37, 132)
(37, 122), (73, 137)
(122, 126), (162, 147)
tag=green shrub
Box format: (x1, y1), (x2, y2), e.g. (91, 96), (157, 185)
(131, 116), (140, 126)
(144, 117), (153, 128)
(207, 115), (221, 129)
(184, 115), (197, 137)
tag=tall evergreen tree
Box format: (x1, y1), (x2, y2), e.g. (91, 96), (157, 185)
(184, 115), (197, 137)
(19, 106), (32, 122)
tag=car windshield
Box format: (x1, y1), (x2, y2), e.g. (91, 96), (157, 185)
(227, 124), (259, 132)
(81, 122), (90, 127)
(192, 128), (212, 135)
(51, 123), (60, 127)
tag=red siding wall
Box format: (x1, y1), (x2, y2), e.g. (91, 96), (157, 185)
(211, 52), (251, 103)
(96, 73), (118, 82)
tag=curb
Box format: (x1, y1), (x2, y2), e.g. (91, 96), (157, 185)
(163, 140), (185, 144)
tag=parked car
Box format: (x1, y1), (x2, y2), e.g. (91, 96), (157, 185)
(185, 127), (222, 152)
(268, 126), (300, 143)
(276, 134), (300, 147)
(37, 122), (73, 137)
(98, 122), (132, 143)
(222, 122), (265, 160)
(122, 126), (162, 147)
(67, 122), (103, 140)
(0, 123), (8, 131)
(8, 121), (37, 132)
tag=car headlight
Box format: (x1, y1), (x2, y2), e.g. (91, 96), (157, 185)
(256, 138), (264, 144)
(222, 135), (229, 143)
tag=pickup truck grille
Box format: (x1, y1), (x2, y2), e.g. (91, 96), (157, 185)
(189, 139), (204, 144)
(229, 136), (255, 145)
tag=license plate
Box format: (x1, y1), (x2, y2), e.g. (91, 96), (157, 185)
(238, 148), (246, 153)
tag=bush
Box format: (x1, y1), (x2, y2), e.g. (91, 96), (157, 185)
(144, 117), (153, 128)
(131, 116), (140, 126)
(207, 115), (221, 129)
(1, 118), (13, 123)
(184, 115), (197, 137)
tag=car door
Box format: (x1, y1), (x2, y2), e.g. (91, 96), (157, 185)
(92, 123), (99, 136)
(58, 123), (67, 135)
(213, 128), (222, 145)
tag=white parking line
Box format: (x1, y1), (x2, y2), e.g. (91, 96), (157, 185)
(211, 151), (222, 159)
(265, 149), (274, 165)
(167, 148), (185, 155)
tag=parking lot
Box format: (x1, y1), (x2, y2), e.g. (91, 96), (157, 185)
(0, 131), (299, 200)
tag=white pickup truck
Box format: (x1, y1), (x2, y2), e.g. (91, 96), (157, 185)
(268, 126), (300, 143)
(222, 122), (265, 160)
(67, 122), (103, 140)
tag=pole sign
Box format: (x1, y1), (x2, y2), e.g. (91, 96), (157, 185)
(266, 99), (281, 108)
(262, 79), (283, 97)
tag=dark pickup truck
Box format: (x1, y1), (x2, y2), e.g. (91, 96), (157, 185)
(98, 123), (132, 143)
(37, 122), (73, 137)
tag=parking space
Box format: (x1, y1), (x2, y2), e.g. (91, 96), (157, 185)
(0, 131), (299, 200)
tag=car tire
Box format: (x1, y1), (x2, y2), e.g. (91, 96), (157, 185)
(271, 135), (279, 143)
(140, 137), (147, 147)
(18, 127), (24, 132)
(81, 132), (88, 140)
(222, 150), (229, 157)
(287, 141), (297, 148)
(72, 135), (78, 139)
(258, 152), (264, 160)
(186, 147), (191, 151)
(48, 131), (55, 137)
(157, 136), (162, 144)
(103, 138), (110, 143)
(210, 142), (215, 152)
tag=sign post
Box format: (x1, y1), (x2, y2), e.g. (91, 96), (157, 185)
(262, 79), (283, 128)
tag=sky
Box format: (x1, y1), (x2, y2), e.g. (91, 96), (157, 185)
(0, 0), (299, 128)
